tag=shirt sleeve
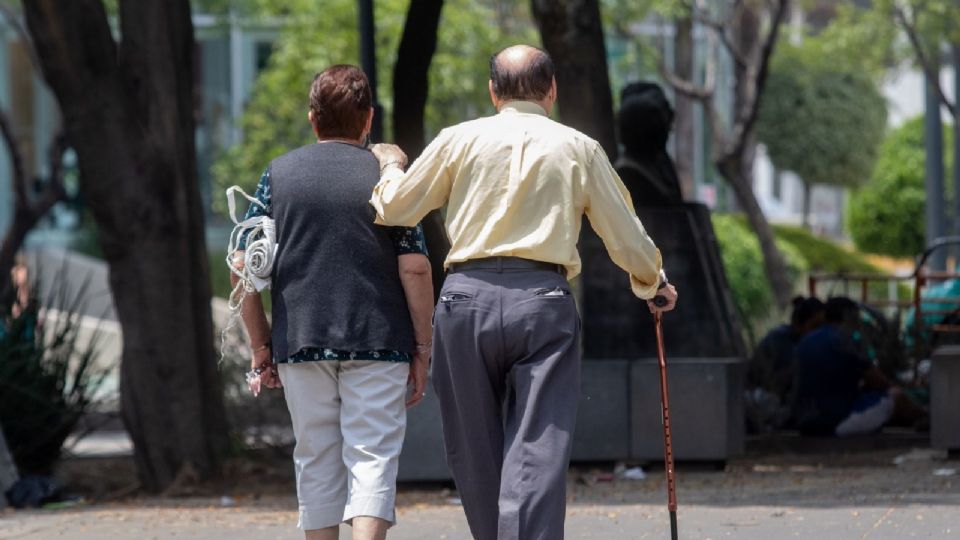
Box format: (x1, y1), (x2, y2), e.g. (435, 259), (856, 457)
(389, 223), (429, 256)
(582, 143), (663, 299)
(237, 167), (272, 250)
(370, 130), (454, 227)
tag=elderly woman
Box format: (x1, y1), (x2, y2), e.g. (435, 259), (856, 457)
(233, 65), (433, 540)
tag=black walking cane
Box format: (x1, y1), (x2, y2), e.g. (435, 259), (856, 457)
(653, 295), (678, 540)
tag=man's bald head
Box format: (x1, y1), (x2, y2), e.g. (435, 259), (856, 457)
(489, 45), (555, 102)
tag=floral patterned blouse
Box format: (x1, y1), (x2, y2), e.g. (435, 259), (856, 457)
(240, 167), (428, 364)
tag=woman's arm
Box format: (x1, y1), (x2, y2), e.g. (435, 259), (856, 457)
(231, 256), (278, 387)
(398, 253), (434, 408)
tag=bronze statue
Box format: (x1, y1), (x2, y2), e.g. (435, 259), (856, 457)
(616, 82), (684, 206)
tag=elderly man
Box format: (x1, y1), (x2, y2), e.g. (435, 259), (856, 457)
(370, 45), (677, 540)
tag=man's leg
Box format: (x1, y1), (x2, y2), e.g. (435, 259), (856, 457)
(339, 360), (409, 539)
(498, 271), (581, 540)
(432, 271), (506, 540)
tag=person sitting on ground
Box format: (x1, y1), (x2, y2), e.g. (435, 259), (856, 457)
(746, 296), (825, 432)
(792, 297), (925, 436)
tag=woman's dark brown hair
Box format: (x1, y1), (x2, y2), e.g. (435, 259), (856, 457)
(309, 65), (372, 140)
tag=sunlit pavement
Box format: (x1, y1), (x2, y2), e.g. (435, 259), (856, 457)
(4, 445), (959, 540)
(2, 498), (959, 539)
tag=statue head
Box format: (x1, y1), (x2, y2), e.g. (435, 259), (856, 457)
(619, 82), (674, 158)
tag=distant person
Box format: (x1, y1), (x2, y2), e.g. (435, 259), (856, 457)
(792, 297), (924, 436)
(369, 45), (678, 540)
(746, 296), (825, 432)
(233, 65), (434, 540)
(616, 82), (684, 206)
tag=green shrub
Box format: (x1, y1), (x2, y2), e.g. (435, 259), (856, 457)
(848, 117), (954, 257)
(209, 249), (234, 300)
(772, 224), (879, 274)
(711, 215), (808, 339)
(0, 273), (108, 474)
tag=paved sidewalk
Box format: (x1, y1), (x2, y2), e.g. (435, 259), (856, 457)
(2, 446), (958, 539)
(3, 498), (957, 539)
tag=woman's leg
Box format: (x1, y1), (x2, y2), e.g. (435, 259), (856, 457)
(279, 362), (349, 536)
(338, 360), (409, 540)
(305, 527), (339, 540)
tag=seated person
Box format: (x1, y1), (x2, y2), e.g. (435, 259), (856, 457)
(792, 297), (924, 436)
(746, 296), (824, 432)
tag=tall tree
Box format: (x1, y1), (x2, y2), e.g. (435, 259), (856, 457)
(392, 0), (449, 298)
(659, 0), (793, 307)
(757, 44), (888, 228)
(393, 0), (445, 159)
(22, 0), (229, 492)
(531, 0), (617, 158)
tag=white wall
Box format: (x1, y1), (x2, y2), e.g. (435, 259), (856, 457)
(883, 65), (956, 128)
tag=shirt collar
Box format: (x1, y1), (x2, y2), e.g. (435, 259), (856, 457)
(498, 100), (548, 117)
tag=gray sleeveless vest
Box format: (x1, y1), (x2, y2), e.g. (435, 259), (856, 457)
(269, 142), (414, 360)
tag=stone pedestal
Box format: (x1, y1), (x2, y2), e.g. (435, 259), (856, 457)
(629, 358), (745, 460)
(399, 356), (745, 481)
(931, 345), (960, 452)
(397, 390), (449, 481)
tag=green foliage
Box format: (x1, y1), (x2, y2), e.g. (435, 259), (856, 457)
(848, 117), (954, 257)
(712, 214), (808, 336)
(820, 0), (960, 76)
(0, 275), (108, 474)
(758, 43), (887, 190)
(211, 0), (536, 214)
(209, 248), (234, 300)
(772, 224), (880, 274)
(797, 3), (897, 80)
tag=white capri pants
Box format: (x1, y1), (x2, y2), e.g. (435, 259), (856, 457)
(278, 360), (409, 530)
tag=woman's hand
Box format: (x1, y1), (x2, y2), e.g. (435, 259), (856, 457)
(251, 346), (282, 390)
(406, 348), (431, 409)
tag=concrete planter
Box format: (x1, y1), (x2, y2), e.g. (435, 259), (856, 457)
(931, 345), (960, 453)
(398, 358), (745, 481)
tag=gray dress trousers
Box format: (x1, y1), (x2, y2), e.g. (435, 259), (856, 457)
(432, 266), (581, 540)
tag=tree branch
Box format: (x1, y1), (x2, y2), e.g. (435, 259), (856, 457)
(0, 3), (41, 72)
(894, 5), (957, 117)
(727, 0), (789, 160)
(691, 12), (749, 70)
(659, 65), (714, 100)
(657, 11), (714, 101)
(0, 109), (28, 210)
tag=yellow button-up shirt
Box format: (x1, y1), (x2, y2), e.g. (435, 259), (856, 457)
(370, 100), (663, 299)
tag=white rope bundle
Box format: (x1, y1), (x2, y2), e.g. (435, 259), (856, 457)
(225, 186), (277, 303)
(220, 186), (278, 362)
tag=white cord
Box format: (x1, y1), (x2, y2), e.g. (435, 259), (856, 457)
(220, 186), (278, 364)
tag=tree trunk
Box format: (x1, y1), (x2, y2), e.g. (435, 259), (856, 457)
(801, 180), (811, 230)
(673, 16), (695, 200)
(23, 0), (229, 492)
(392, 0), (444, 158)
(719, 156), (793, 307)
(726, 2), (792, 308)
(391, 0), (449, 299)
(531, 0), (617, 158)
(953, 45), (960, 243)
